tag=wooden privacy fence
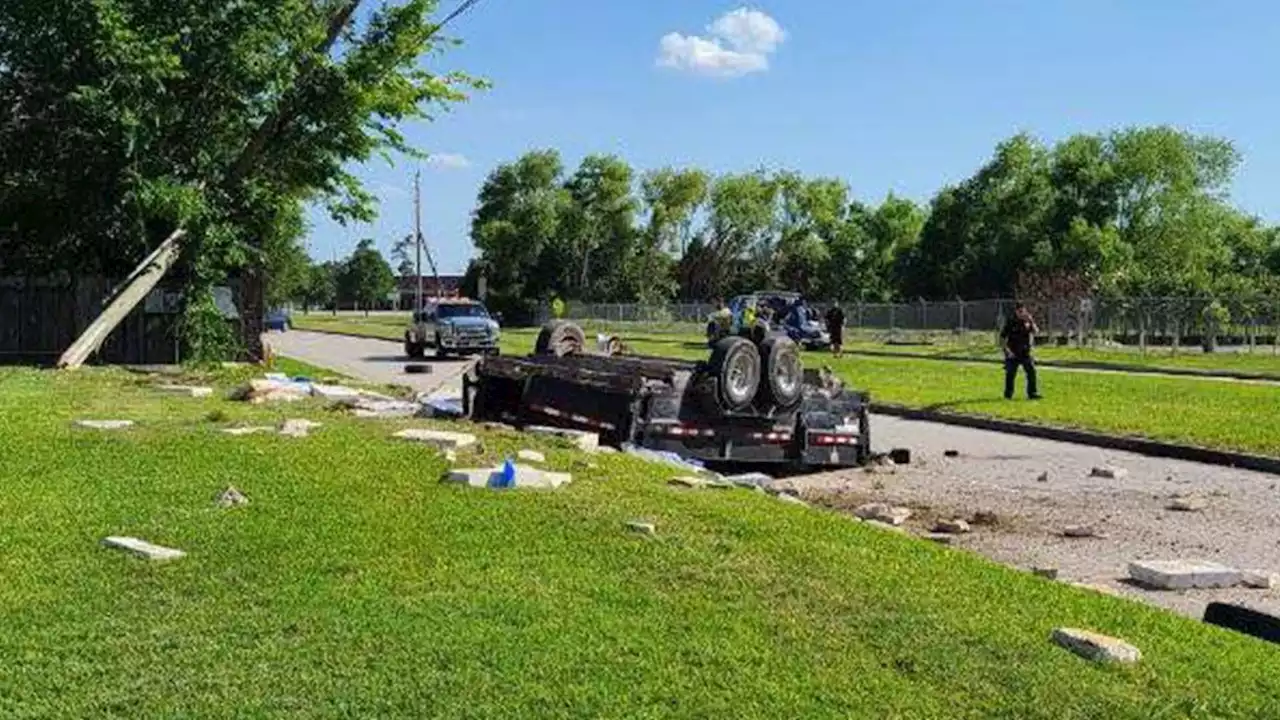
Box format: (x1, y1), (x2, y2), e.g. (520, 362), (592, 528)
(0, 276), (241, 366)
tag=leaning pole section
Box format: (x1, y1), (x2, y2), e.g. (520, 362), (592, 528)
(56, 229), (185, 369)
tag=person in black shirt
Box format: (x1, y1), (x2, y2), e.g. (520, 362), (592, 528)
(1000, 302), (1041, 400)
(825, 303), (846, 357)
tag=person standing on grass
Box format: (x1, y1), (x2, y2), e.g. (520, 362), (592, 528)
(1001, 302), (1042, 400)
(825, 303), (846, 358)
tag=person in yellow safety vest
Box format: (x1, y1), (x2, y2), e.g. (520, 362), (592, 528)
(742, 302), (757, 331)
(551, 296), (566, 319)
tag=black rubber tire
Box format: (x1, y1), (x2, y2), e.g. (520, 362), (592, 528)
(707, 336), (761, 412)
(757, 335), (803, 410)
(404, 333), (425, 359)
(534, 320), (586, 357)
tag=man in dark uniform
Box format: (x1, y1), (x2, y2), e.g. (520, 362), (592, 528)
(825, 303), (846, 358)
(1000, 302), (1041, 400)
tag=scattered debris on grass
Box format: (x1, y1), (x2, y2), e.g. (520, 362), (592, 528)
(221, 426), (275, 436)
(280, 418), (322, 438)
(1033, 566), (1060, 580)
(216, 486), (249, 508)
(393, 428), (477, 450)
(625, 520), (656, 536)
(1090, 466), (1129, 480)
(724, 472), (774, 491)
(669, 476), (707, 489)
(621, 444), (705, 473)
(1052, 628), (1141, 665)
(517, 449), (546, 463)
(74, 419), (134, 430)
(156, 384), (214, 398)
(777, 493), (808, 507)
(444, 464), (572, 490)
(926, 533), (954, 545)
(102, 536), (186, 561)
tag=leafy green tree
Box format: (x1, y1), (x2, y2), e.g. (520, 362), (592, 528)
(561, 154), (639, 300)
(0, 0), (483, 358)
(302, 261), (340, 312)
(337, 239), (395, 312)
(470, 150), (570, 318)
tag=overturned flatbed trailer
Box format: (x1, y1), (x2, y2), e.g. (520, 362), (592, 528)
(462, 322), (872, 471)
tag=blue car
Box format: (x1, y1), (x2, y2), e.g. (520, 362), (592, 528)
(264, 309), (292, 332)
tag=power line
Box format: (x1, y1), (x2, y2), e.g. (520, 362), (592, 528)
(432, 0), (485, 36)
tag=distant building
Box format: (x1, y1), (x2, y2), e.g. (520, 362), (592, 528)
(397, 274), (464, 309)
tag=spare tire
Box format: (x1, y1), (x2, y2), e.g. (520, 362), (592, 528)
(758, 335), (804, 410)
(708, 336), (761, 412)
(535, 320), (585, 356)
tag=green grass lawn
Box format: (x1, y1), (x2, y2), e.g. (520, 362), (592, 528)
(2, 366), (1279, 717)
(292, 315), (1280, 457)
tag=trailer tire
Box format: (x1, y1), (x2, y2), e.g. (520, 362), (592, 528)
(708, 337), (761, 412)
(758, 335), (803, 410)
(535, 320), (585, 357)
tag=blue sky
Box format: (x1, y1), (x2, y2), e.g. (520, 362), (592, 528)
(306, 0), (1280, 273)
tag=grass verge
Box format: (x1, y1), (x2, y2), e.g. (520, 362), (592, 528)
(1, 367), (1278, 717)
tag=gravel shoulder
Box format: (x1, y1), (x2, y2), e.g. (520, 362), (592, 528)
(785, 414), (1280, 619)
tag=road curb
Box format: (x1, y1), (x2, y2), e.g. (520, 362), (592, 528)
(870, 403), (1280, 475)
(287, 326), (399, 342)
(846, 349), (1280, 383)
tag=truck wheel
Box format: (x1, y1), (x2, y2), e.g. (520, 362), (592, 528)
(404, 334), (424, 359)
(535, 320), (585, 356)
(758, 336), (803, 410)
(708, 336), (760, 412)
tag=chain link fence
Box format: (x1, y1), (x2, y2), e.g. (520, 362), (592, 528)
(536, 297), (1280, 351)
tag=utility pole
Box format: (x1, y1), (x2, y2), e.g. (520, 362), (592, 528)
(414, 168), (423, 315)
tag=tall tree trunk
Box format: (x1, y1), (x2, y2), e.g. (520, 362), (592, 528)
(239, 268), (266, 361)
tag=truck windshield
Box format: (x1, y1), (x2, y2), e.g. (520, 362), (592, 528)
(436, 304), (489, 319)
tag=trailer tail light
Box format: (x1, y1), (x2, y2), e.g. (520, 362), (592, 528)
(749, 431), (793, 443)
(810, 433), (858, 446)
(665, 424), (716, 437)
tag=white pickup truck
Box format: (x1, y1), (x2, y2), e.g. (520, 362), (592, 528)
(404, 299), (501, 358)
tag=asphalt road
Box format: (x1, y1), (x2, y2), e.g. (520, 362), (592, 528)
(268, 329), (1280, 620)
(263, 329), (473, 397)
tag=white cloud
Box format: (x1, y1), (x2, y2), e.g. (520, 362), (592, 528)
(425, 152), (471, 170)
(656, 8), (786, 78)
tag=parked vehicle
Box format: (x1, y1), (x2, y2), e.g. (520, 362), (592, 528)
(725, 291), (831, 350)
(264, 309), (292, 332)
(404, 299), (501, 358)
(463, 320), (870, 470)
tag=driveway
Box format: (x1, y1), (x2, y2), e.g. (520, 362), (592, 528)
(263, 330), (473, 397)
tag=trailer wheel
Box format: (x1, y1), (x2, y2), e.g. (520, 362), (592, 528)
(758, 335), (803, 410)
(709, 337), (761, 411)
(535, 320), (585, 356)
